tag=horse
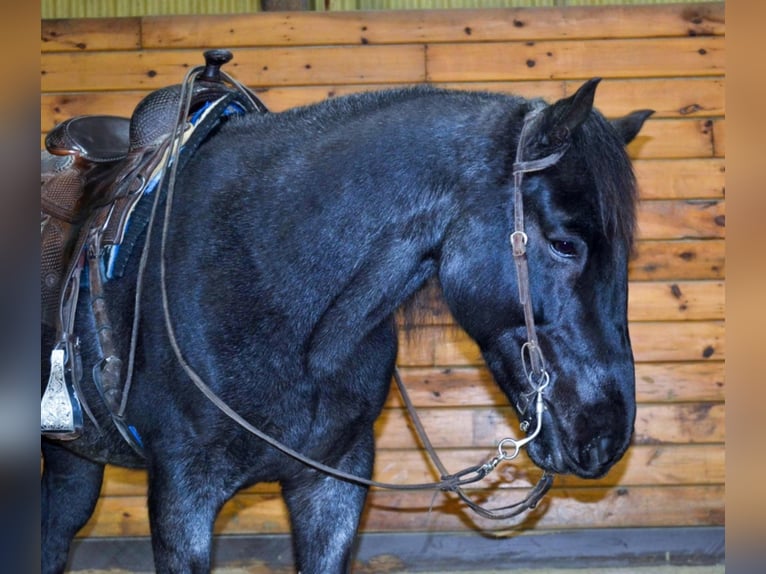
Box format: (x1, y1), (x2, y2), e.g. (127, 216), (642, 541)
(41, 70), (652, 573)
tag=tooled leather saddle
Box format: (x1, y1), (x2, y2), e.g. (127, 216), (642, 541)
(41, 50), (267, 444)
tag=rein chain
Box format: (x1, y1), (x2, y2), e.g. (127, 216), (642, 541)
(130, 72), (568, 519)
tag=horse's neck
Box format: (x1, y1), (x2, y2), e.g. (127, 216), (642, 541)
(291, 159), (459, 374)
(212, 96), (501, 374)
(299, 190), (448, 377)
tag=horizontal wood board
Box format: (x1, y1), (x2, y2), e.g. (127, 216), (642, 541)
(41, 2), (725, 542)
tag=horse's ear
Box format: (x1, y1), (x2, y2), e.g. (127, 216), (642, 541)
(610, 109), (654, 145)
(542, 77), (602, 143)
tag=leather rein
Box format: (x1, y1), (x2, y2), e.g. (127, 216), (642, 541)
(132, 70), (567, 520)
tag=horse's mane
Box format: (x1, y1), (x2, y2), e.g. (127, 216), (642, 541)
(316, 86), (639, 254)
(235, 86), (636, 253)
(228, 86), (637, 333)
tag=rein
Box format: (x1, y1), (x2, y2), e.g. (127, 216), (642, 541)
(135, 76), (568, 518)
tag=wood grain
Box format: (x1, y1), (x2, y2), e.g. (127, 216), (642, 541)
(426, 37), (724, 83)
(132, 4), (723, 49)
(41, 3), (726, 542)
(76, 484), (724, 538)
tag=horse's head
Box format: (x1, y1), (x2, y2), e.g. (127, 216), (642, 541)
(438, 79), (653, 479)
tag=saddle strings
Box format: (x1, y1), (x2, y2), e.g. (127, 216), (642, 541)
(131, 78), (566, 517)
(122, 67), (209, 419)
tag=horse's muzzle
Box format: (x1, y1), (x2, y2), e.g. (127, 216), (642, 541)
(526, 402), (632, 479)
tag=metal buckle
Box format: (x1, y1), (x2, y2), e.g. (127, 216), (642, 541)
(510, 230), (528, 256)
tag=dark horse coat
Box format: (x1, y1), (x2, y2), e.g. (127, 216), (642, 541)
(42, 79), (651, 573)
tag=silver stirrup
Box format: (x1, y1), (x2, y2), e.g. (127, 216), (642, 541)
(41, 346), (83, 440)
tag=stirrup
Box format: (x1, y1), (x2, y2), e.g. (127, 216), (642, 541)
(41, 346), (84, 440)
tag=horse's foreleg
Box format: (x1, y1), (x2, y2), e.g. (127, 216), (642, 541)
(146, 458), (227, 574)
(281, 433), (374, 574)
(41, 441), (105, 574)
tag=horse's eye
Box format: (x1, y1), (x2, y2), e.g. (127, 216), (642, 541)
(550, 240), (579, 258)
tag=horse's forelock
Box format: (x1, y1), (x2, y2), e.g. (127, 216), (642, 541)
(575, 112), (639, 256)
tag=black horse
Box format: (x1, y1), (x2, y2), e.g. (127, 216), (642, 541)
(41, 77), (651, 573)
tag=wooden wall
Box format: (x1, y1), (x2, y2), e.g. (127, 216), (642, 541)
(41, 2), (725, 543)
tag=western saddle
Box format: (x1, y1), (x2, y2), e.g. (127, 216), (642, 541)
(41, 50), (267, 445)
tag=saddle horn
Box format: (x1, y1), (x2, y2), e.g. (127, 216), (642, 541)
(200, 49), (234, 84)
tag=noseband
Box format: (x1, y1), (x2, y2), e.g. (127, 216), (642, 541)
(145, 88), (568, 519)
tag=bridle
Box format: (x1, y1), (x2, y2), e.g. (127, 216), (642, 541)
(129, 70), (571, 520)
(510, 106), (570, 418)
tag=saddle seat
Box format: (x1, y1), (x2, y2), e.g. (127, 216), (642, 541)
(45, 115), (130, 164)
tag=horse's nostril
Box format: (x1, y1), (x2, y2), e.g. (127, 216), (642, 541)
(597, 436), (613, 464)
(580, 436), (614, 472)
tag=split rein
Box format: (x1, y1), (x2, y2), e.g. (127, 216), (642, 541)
(135, 69), (565, 520)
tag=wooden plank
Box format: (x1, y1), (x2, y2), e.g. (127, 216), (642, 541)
(373, 402), (724, 450)
(426, 37), (724, 83)
(41, 45), (426, 92)
(391, 361), (725, 407)
(40, 92), (148, 132)
(97, 443), (723, 499)
(631, 403), (725, 445)
(41, 18), (141, 52)
(38, 81), (560, 130)
(75, 484), (723, 538)
(353, 485), (723, 532)
(626, 321), (724, 362)
(40, 87), (405, 127)
(634, 361), (724, 403)
(39, 77), (723, 131)
(564, 77), (724, 119)
(397, 279), (723, 327)
(634, 159), (725, 200)
(223, 45), (426, 87)
(604, 444), (725, 488)
(637, 199), (724, 240)
(408, 277), (727, 326)
(628, 239), (724, 281)
(372, 401), (716, 449)
(627, 118), (717, 160)
(629, 280), (724, 321)
(431, 79), (568, 102)
(397, 320), (724, 366)
(138, 4), (724, 49)
(250, 83), (404, 112)
(713, 116), (725, 157)
(239, 81), (553, 112)
(440, 77), (724, 119)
